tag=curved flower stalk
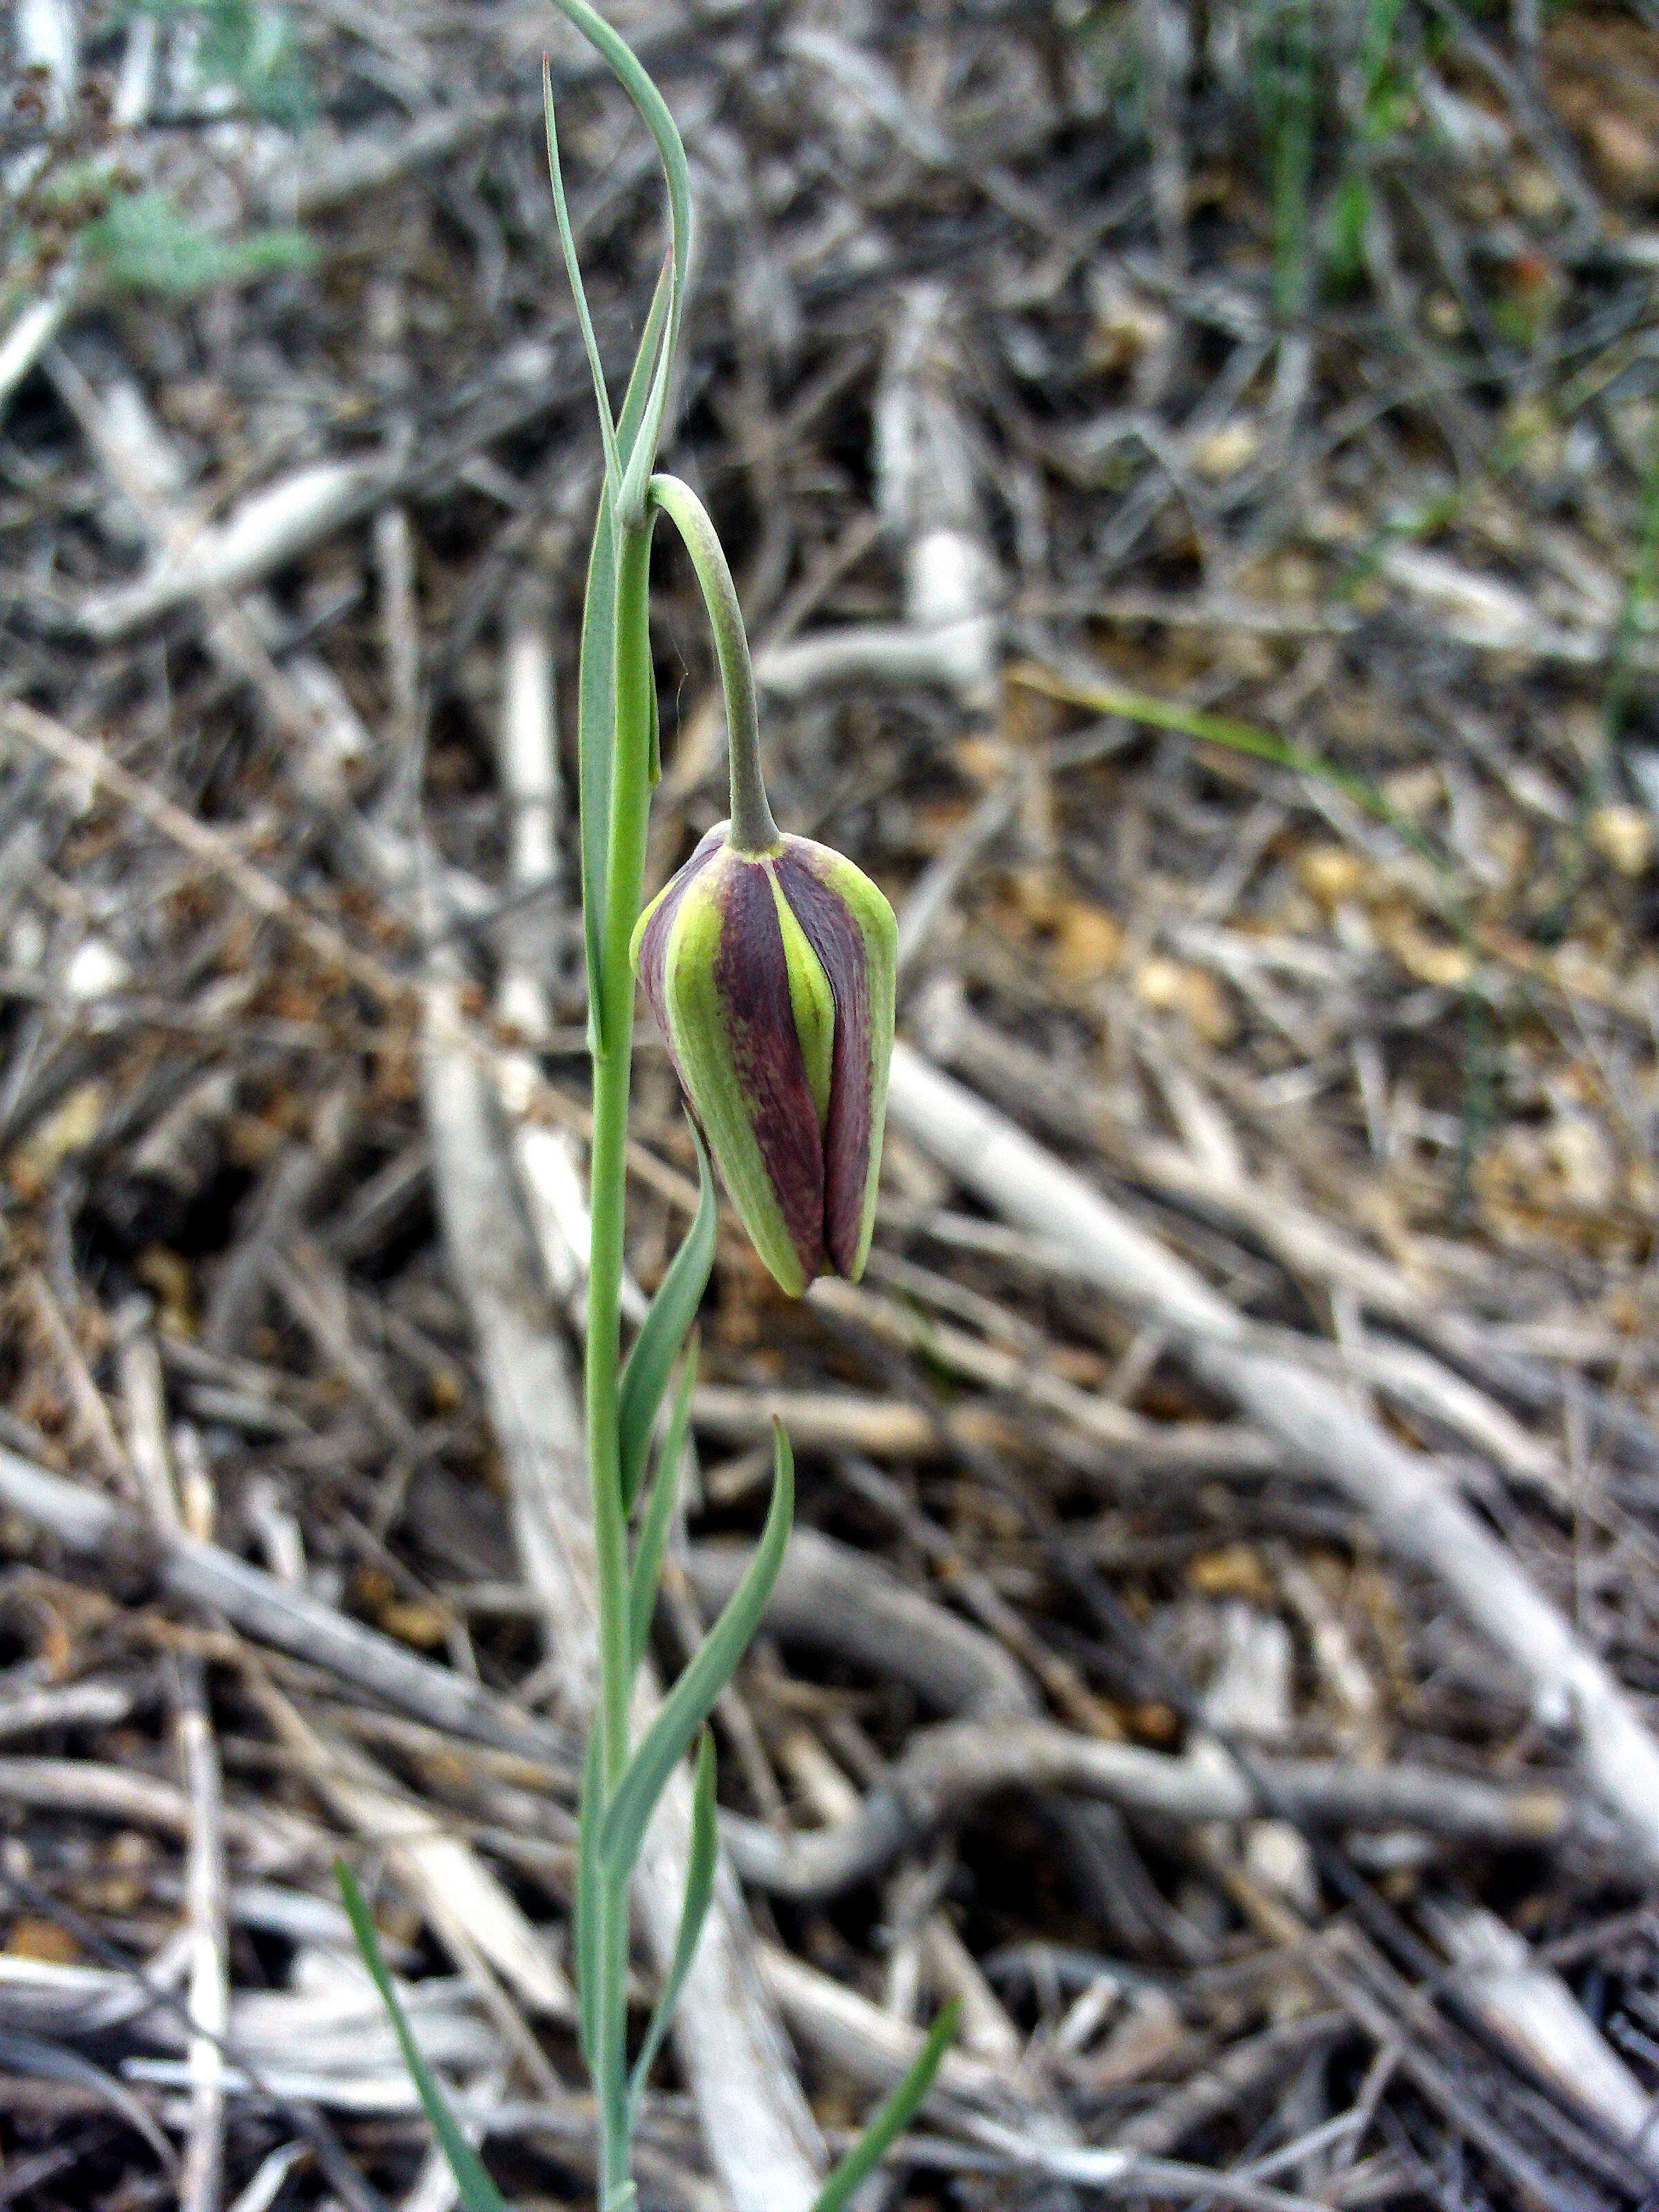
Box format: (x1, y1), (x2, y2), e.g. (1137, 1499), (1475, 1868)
(632, 475), (897, 1297)
(343, 6), (949, 2211)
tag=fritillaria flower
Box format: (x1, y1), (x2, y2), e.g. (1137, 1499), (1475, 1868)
(632, 821), (897, 1296)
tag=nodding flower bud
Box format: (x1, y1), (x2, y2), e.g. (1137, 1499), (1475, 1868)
(631, 823), (897, 1297)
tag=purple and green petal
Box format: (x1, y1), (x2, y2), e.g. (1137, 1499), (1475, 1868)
(631, 823), (897, 1298)
(630, 821), (727, 1061)
(655, 847), (824, 1293)
(774, 838), (896, 1281)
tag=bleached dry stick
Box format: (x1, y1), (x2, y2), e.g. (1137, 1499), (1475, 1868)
(1422, 1898), (1659, 2176)
(689, 1526), (1033, 1722)
(716, 1714), (1587, 1902)
(115, 1315), (229, 2212)
(916, 981), (1584, 1501)
(52, 357), (372, 798)
(0, 0), (85, 418)
(688, 1382), (1015, 1461)
(494, 583), (563, 1046)
(0, 1445), (551, 1759)
(755, 283), (997, 709)
(256, 1689), (572, 2037)
(421, 975), (828, 2212)
(78, 456), (393, 642)
(884, 1043), (1659, 1873)
(174, 1658), (230, 2212)
(240, 1499), (574, 2032)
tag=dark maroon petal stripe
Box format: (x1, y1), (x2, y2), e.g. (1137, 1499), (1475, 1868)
(715, 857), (825, 1283)
(774, 843), (872, 1278)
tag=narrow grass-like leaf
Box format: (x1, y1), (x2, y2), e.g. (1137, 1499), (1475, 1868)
(618, 1128), (715, 1510)
(337, 1862), (511, 2212)
(574, 1730), (605, 2077)
(626, 1727), (718, 2117)
(577, 488), (619, 1053)
(546, 1), (691, 523)
(574, 261), (674, 1046)
(1006, 659), (1455, 881)
(624, 290), (682, 529)
(543, 59), (621, 500)
(1008, 656), (1504, 1185)
(629, 1338), (697, 1668)
(599, 1423), (792, 1880)
(812, 2000), (960, 2212)
(615, 255), (674, 468)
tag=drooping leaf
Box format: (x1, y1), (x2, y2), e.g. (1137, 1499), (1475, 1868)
(628, 1338), (697, 1668)
(626, 1728), (718, 2116)
(811, 2000), (960, 2212)
(618, 1129), (715, 1510)
(336, 1862), (511, 2212)
(599, 1424), (791, 1880)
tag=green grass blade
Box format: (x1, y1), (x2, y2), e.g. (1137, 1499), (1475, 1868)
(555, 7), (681, 1037)
(336, 1862), (512, 2212)
(621, 297), (682, 527)
(618, 1129), (716, 1510)
(577, 488), (620, 1054)
(626, 1728), (718, 2117)
(573, 1732), (605, 2077)
(1011, 657), (1503, 1187)
(812, 2000), (960, 2212)
(1008, 660), (1453, 880)
(545, 1), (691, 523)
(574, 262), (675, 1050)
(543, 59), (621, 500)
(599, 1424), (793, 1880)
(615, 254), (673, 465)
(629, 1339), (697, 1668)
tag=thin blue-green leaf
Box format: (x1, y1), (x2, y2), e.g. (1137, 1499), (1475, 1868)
(577, 486), (620, 1052)
(599, 1423), (792, 1880)
(574, 1730), (606, 2077)
(543, 59), (621, 500)
(629, 1338), (697, 1668)
(615, 254), (673, 467)
(812, 2000), (960, 2212)
(618, 1128), (715, 1510)
(547, 0), (692, 522)
(575, 260), (674, 1042)
(336, 1862), (511, 2212)
(622, 303), (679, 531)
(626, 1728), (718, 2119)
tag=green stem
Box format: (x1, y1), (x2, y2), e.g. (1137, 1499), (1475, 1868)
(647, 474), (777, 854)
(585, 509), (657, 2209)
